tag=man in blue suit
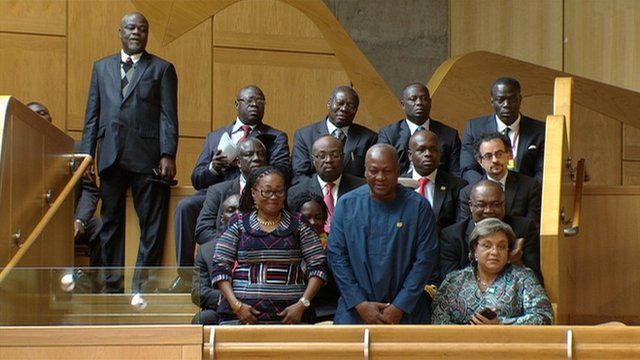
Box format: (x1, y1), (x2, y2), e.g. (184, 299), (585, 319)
(169, 85), (289, 292)
(291, 86), (377, 185)
(460, 77), (545, 184)
(80, 12), (178, 293)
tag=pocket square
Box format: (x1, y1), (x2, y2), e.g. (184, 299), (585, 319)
(527, 145), (537, 150)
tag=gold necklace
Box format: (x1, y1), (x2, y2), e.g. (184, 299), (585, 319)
(476, 275), (494, 288)
(257, 214), (281, 226)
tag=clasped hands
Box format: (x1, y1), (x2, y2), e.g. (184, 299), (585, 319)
(233, 301), (307, 325)
(355, 301), (404, 324)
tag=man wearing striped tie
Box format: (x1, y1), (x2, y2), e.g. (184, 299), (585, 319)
(80, 12), (178, 293)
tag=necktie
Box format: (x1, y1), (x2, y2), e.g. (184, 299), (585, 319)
(332, 128), (346, 145)
(417, 177), (430, 196)
(502, 127), (512, 147)
(502, 127), (515, 169)
(237, 124), (251, 144)
(416, 125), (426, 132)
(323, 182), (335, 233)
(121, 57), (134, 96)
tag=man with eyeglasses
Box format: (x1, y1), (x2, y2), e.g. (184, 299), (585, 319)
(288, 135), (366, 233)
(378, 82), (461, 177)
(457, 132), (541, 225)
(460, 77), (545, 184)
(169, 85), (289, 292)
(291, 86), (377, 185)
(439, 180), (542, 283)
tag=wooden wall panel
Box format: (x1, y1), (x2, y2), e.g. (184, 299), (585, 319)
(0, 34), (66, 131)
(449, 0), (563, 70)
(212, 48), (351, 138)
(175, 137), (206, 188)
(0, 0), (66, 35)
(623, 124), (640, 161)
(623, 162), (640, 185)
(565, 0), (640, 93)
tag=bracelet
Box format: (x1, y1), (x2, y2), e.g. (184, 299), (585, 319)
(232, 300), (242, 312)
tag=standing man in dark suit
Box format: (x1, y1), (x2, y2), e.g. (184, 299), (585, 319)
(460, 77), (545, 184)
(458, 133), (541, 225)
(407, 130), (467, 229)
(288, 135), (366, 232)
(440, 180), (542, 283)
(170, 86), (289, 291)
(378, 82), (461, 177)
(291, 86), (377, 185)
(80, 12), (178, 293)
(194, 138), (268, 246)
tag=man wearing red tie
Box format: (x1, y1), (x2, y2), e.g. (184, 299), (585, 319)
(408, 130), (467, 229)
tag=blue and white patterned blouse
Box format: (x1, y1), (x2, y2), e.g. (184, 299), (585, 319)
(431, 265), (553, 325)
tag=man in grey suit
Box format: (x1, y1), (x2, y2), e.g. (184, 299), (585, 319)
(378, 82), (461, 177)
(291, 86), (377, 185)
(288, 135), (366, 232)
(460, 77), (545, 184)
(195, 138), (268, 245)
(80, 12), (178, 293)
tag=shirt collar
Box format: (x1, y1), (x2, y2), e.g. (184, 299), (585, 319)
(239, 174), (247, 191)
(317, 174), (342, 191)
(405, 118), (430, 135)
(495, 114), (521, 134)
(412, 167), (437, 182)
(487, 171), (509, 187)
(326, 117), (350, 136)
(120, 50), (142, 64)
(232, 117), (257, 133)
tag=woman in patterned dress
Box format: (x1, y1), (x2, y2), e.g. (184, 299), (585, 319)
(432, 217), (553, 325)
(211, 166), (327, 324)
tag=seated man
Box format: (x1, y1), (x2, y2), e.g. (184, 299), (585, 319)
(407, 130), (467, 229)
(171, 85), (289, 291)
(195, 138), (267, 245)
(460, 77), (545, 184)
(440, 180), (542, 283)
(288, 135), (366, 232)
(191, 194), (240, 325)
(328, 144), (439, 324)
(291, 86), (377, 184)
(378, 82), (461, 176)
(458, 132), (541, 225)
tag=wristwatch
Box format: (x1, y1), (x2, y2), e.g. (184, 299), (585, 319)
(299, 297), (310, 308)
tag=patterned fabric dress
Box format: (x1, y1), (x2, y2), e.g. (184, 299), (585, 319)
(211, 210), (327, 323)
(431, 265), (553, 325)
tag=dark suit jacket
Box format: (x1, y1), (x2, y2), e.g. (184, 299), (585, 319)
(191, 241), (220, 310)
(191, 122), (289, 190)
(73, 142), (99, 223)
(430, 171), (468, 229)
(286, 173), (366, 210)
(194, 178), (241, 245)
(458, 171), (541, 225)
(378, 118), (461, 177)
(439, 216), (542, 284)
(80, 52), (178, 175)
(460, 114), (545, 183)
(291, 119), (377, 184)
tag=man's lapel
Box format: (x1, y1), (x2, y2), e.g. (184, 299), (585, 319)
(504, 171), (517, 213)
(122, 52), (150, 103)
(432, 174), (446, 216)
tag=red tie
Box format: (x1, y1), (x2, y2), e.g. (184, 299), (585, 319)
(323, 182), (335, 233)
(417, 177), (430, 196)
(237, 124), (251, 144)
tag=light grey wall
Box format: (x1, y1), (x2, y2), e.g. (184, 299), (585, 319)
(324, 0), (449, 99)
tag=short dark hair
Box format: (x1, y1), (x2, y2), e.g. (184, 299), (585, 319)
(491, 77), (521, 94)
(473, 132), (512, 161)
(468, 217), (516, 266)
(289, 191), (328, 222)
(238, 166), (286, 213)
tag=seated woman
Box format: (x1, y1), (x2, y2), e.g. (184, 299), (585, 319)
(432, 217), (553, 325)
(211, 166), (327, 324)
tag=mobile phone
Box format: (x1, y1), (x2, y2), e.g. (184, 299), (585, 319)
(478, 308), (497, 320)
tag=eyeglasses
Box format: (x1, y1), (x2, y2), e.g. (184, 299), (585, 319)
(257, 188), (285, 199)
(477, 241), (509, 252)
(312, 151), (343, 161)
(237, 98), (266, 106)
(470, 201), (504, 210)
(480, 150), (507, 161)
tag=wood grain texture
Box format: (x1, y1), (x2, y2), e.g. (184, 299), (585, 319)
(0, 33), (66, 131)
(0, 0), (66, 35)
(175, 137), (206, 188)
(623, 124), (640, 161)
(622, 161), (640, 185)
(565, 0), (640, 93)
(449, 0), (563, 70)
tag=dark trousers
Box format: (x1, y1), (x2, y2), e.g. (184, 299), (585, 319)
(99, 165), (169, 293)
(173, 191), (206, 279)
